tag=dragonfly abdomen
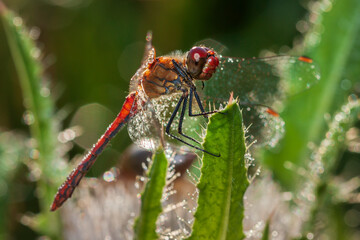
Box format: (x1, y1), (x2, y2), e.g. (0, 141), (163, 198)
(50, 92), (137, 211)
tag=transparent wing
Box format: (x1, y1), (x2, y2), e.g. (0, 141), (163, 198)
(127, 93), (206, 152)
(194, 38), (229, 55)
(241, 105), (285, 147)
(197, 55), (320, 147)
(201, 55), (320, 107)
(129, 31), (156, 92)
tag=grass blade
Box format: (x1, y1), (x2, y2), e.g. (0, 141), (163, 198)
(261, 220), (270, 240)
(0, 1), (63, 237)
(133, 148), (168, 240)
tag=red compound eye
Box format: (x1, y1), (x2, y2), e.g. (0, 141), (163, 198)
(189, 47), (208, 63)
(207, 56), (219, 67)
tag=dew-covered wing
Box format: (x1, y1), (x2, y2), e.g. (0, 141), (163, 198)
(197, 55), (320, 147)
(129, 32), (156, 92)
(201, 55), (320, 107)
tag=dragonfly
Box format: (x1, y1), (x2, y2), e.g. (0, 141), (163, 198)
(50, 32), (320, 211)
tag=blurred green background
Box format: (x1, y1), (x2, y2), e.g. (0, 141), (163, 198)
(1, 0), (360, 239)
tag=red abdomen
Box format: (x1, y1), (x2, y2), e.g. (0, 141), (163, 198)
(50, 92), (137, 211)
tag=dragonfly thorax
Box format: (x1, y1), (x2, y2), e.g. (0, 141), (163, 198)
(142, 57), (188, 99)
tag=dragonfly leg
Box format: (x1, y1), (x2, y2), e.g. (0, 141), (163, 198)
(165, 93), (220, 157)
(177, 95), (201, 144)
(171, 59), (217, 117)
(165, 93), (185, 134)
(188, 88), (219, 117)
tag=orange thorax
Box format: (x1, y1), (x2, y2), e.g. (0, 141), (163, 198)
(142, 56), (187, 99)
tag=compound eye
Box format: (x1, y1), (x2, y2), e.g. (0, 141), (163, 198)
(189, 47), (208, 63)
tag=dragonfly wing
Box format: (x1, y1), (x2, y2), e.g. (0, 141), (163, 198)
(127, 92), (207, 153)
(202, 55), (320, 107)
(128, 93), (180, 151)
(197, 55), (320, 147)
(129, 32), (156, 92)
(194, 38), (229, 55)
(51, 92), (138, 211)
(241, 105), (285, 147)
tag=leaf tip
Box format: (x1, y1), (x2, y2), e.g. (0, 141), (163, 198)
(228, 92), (234, 103)
(227, 92), (237, 107)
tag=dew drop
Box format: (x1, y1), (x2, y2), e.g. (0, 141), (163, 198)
(271, 230), (279, 237)
(29, 27), (41, 40)
(31, 47), (41, 59)
(340, 79), (352, 90)
(58, 129), (76, 143)
(335, 113), (343, 122)
(348, 94), (358, 102)
(13, 16), (23, 27)
(306, 232), (314, 239)
(326, 131), (333, 138)
(296, 20), (309, 33)
(29, 149), (40, 159)
(40, 87), (50, 97)
(23, 111), (35, 125)
(322, 0), (333, 12)
(103, 171), (115, 182)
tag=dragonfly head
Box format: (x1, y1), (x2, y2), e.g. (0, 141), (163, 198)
(186, 46), (219, 80)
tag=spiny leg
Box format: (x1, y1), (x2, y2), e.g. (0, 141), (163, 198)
(188, 87), (219, 117)
(165, 93), (219, 157)
(177, 94), (201, 144)
(171, 59), (217, 117)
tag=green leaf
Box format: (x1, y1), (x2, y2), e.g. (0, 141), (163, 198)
(0, 2), (62, 237)
(261, 220), (270, 240)
(264, 0), (360, 189)
(133, 148), (168, 240)
(188, 102), (249, 240)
